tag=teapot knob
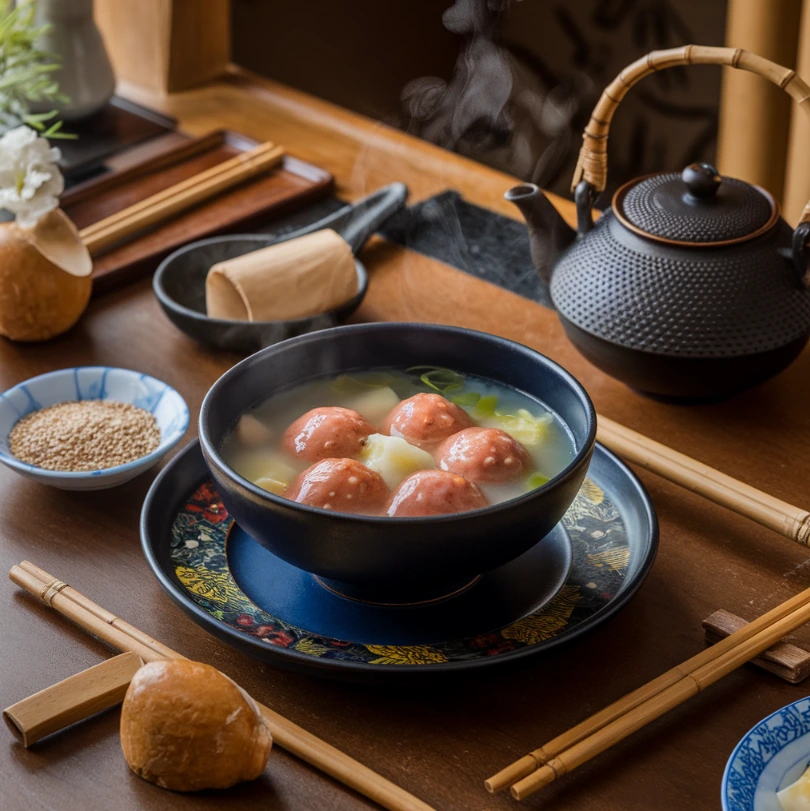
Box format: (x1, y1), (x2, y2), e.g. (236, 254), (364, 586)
(682, 163), (722, 199)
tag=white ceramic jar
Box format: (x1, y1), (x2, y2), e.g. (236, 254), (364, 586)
(34, 0), (115, 120)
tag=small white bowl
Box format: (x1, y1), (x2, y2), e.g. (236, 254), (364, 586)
(0, 367), (189, 490)
(723, 697), (810, 811)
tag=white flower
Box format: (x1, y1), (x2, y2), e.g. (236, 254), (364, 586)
(0, 126), (64, 228)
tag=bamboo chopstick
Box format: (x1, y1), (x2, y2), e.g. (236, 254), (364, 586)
(486, 585), (810, 800)
(79, 142), (281, 239)
(596, 416), (810, 546)
(79, 142), (285, 256)
(10, 562), (434, 811)
(486, 582), (810, 793)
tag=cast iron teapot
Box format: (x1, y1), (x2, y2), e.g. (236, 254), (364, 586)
(507, 45), (810, 401)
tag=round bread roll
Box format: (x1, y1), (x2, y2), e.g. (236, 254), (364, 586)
(120, 660), (272, 792)
(0, 211), (92, 342)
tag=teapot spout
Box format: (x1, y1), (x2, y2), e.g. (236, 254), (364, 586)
(505, 183), (577, 286)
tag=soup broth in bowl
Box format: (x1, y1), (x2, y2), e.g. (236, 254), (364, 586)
(222, 367), (576, 518)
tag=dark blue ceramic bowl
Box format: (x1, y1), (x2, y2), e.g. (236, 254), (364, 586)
(199, 323), (596, 600)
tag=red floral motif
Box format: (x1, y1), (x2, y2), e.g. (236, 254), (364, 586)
(469, 633), (501, 650)
(237, 614), (254, 626)
(187, 483), (228, 524)
(485, 641), (516, 656)
(256, 628), (295, 647)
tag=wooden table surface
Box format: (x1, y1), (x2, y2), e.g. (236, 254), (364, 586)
(2, 68), (810, 811)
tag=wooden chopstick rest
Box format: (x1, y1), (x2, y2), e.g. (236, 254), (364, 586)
(703, 609), (810, 684)
(3, 652), (143, 747)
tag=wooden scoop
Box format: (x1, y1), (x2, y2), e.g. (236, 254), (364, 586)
(205, 183), (408, 323)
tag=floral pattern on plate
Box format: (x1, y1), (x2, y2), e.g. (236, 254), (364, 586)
(169, 477), (630, 666)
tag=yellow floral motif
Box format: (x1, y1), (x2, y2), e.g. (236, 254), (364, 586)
(501, 585), (582, 645)
(175, 566), (244, 605)
(579, 479), (604, 505)
(294, 638), (332, 658)
(587, 546), (630, 572)
(365, 645), (448, 665)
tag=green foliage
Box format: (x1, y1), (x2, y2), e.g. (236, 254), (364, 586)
(0, 0), (74, 138)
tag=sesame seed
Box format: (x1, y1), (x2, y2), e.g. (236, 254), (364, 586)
(484, 456), (496, 466)
(9, 400), (160, 472)
(348, 476), (358, 484)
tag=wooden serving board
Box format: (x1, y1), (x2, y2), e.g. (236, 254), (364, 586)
(61, 130), (334, 296)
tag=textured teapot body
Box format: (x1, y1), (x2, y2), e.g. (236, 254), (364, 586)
(547, 208), (810, 400)
(508, 45), (810, 400)
(552, 210), (810, 361)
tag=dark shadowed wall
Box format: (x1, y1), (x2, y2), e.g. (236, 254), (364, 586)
(232, 0), (728, 200)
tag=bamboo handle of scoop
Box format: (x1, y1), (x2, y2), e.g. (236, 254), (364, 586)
(572, 45), (810, 223)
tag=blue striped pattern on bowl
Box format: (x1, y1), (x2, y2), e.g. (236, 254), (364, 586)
(0, 367), (189, 490)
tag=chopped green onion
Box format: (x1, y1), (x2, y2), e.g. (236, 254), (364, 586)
(450, 392), (481, 407)
(473, 395), (499, 419)
(407, 366), (465, 395)
(526, 472), (550, 491)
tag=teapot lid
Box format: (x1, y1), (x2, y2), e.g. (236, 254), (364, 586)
(613, 163), (778, 246)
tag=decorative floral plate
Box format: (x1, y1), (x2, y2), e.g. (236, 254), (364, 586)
(141, 440), (657, 681)
(723, 698), (810, 811)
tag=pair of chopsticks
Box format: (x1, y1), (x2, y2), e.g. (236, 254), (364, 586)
(9, 561), (434, 811)
(486, 414), (810, 799)
(79, 141), (285, 256)
(487, 583), (810, 799)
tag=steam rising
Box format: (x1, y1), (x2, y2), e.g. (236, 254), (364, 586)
(402, 0), (586, 186)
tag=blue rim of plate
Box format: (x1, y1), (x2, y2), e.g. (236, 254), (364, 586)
(722, 697), (810, 811)
(141, 439), (658, 679)
(0, 366), (189, 481)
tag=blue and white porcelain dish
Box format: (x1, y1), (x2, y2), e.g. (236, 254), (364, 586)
(723, 697), (810, 811)
(0, 367), (189, 490)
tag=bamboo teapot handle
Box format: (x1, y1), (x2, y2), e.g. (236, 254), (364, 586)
(572, 45), (810, 224)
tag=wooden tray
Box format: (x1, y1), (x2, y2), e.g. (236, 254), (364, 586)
(61, 130), (334, 295)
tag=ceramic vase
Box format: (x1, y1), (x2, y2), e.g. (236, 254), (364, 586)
(33, 0), (115, 121)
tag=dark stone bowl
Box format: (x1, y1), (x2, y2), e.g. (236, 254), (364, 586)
(153, 234), (368, 354)
(199, 323), (596, 600)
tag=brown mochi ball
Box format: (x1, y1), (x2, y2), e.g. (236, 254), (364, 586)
(286, 457), (389, 513)
(282, 406), (374, 463)
(436, 427), (531, 483)
(382, 392), (474, 449)
(386, 469), (488, 517)
(120, 660), (272, 792)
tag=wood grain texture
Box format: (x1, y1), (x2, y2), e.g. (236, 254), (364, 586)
(95, 0), (230, 93)
(716, 0), (802, 200)
(703, 609), (810, 684)
(61, 131), (331, 295)
(3, 652), (143, 747)
(783, 0), (810, 224)
(80, 143), (285, 255)
(1, 70), (810, 811)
